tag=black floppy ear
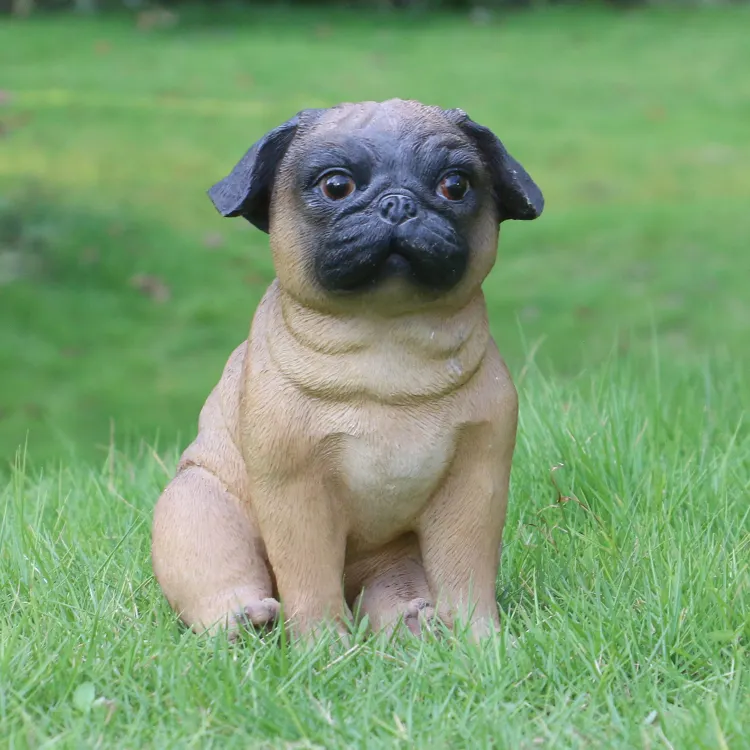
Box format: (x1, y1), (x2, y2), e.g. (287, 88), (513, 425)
(207, 112), (304, 233)
(446, 108), (544, 222)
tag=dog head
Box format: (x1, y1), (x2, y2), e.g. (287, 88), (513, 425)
(209, 99), (543, 312)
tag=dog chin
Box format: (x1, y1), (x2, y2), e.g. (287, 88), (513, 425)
(383, 251), (412, 276)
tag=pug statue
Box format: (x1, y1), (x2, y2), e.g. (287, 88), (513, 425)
(151, 99), (543, 642)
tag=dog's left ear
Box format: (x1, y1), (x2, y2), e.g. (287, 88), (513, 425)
(208, 109), (321, 233)
(445, 108), (544, 222)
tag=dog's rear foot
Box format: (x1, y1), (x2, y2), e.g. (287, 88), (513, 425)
(230, 597), (281, 638)
(403, 597), (437, 636)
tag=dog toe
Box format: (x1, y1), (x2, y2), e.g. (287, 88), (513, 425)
(233, 597), (281, 633)
(403, 597), (436, 636)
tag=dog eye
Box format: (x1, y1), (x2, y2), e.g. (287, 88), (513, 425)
(319, 172), (356, 201)
(438, 172), (470, 201)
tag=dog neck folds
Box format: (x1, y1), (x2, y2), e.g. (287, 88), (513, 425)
(263, 280), (490, 404)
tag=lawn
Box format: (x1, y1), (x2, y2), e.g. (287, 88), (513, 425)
(2, 360), (748, 748)
(0, 5), (749, 748)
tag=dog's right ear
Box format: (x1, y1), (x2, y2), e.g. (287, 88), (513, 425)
(208, 110), (317, 233)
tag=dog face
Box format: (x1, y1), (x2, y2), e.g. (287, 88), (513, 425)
(209, 99), (543, 312)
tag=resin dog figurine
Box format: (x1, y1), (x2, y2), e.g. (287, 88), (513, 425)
(151, 99), (544, 641)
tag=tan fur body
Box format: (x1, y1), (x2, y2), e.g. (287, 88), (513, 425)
(152, 100), (541, 641)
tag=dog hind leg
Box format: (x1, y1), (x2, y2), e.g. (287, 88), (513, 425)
(152, 466), (278, 638)
(346, 535), (443, 637)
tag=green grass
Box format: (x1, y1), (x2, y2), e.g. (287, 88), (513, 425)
(1, 5), (749, 748)
(1, 359), (748, 748)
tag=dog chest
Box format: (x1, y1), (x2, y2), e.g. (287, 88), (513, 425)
(335, 421), (456, 536)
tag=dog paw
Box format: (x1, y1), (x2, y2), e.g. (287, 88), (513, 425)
(230, 597), (281, 637)
(403, 597), (437, 636)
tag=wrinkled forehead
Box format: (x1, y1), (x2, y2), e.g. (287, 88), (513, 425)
(314, 100), (451, 136)
(285, 100), (481, 176)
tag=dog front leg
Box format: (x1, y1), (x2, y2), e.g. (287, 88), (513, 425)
(252, 477), (351, 641)
(417, 424), (513, 641)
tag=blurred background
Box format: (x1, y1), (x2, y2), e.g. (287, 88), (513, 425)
(1, 0), (748, 466)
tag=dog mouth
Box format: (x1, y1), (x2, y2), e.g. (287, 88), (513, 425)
(315, 223), (468, 294)
(377, 234), (467, 290)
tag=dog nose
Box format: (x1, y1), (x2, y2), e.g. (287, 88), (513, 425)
(378, 194), (418, 225)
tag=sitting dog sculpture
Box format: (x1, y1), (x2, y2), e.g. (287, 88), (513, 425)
(152, 99), (544, 640)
